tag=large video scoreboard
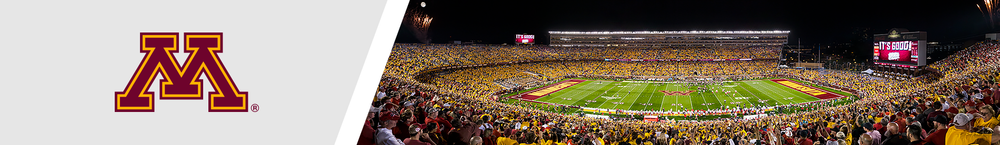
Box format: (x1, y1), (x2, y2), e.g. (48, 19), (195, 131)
(873, 28), (926, 68)
(516, 34), (535, 44)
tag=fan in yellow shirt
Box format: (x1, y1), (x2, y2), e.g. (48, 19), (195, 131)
(945, 114), (996, 145)
(498, 137), (519, 145)
(975, 106), (999, 128)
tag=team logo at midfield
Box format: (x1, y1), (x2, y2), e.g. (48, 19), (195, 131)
(114, 32), (249, 112)
(659, 90), (695, 96)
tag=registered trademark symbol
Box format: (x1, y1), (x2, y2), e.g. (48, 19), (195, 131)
(251, 103), (259, 112)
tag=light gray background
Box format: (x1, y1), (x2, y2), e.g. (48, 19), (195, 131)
(0, 0), (406, 144)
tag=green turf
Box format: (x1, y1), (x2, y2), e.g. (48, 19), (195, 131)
(528, 78), (849, 113)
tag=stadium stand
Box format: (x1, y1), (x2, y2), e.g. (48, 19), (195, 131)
(361, 42), (1000, 145)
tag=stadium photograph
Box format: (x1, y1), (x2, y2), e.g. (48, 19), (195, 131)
(359, 0), (1000, 145)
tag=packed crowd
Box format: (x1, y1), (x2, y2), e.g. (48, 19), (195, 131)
(928, 42), (1000, 78)
(361, 42), (1000, 145)
(382, 44), (781, 80)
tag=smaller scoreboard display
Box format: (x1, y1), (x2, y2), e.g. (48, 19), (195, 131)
(873, 29), (926, 67)
(516, 34), (535, 44)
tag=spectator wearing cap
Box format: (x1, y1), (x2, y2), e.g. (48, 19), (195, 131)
(379, 112), (405, 145)
(863, 123), (882, 145)
(875, 118), (888, 135)
(426, 108), (453, 134)
(362, 106), (384, 145)
(944, 113), (1000, 145)
(965, 100), (980, 114)
(919, 102), (944, 132)
(895, 112), (908, 129)
(404, 124), (437, 145)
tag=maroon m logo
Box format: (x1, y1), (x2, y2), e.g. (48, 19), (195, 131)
(659, 90), (695, 96)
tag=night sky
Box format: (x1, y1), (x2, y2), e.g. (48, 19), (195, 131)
(395, 0), (996, 45)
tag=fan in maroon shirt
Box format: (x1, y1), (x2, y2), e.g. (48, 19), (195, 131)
(922, 116), (949, 145)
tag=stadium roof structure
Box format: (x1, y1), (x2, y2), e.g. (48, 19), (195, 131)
(549, 30), (790, 47)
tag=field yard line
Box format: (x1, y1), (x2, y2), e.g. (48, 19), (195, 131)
(534, 81), (591, 104)
(551, 81), (601, 104)
(763, 80), (815, 103)
(708, 85), (727, 110)
(758, 80), (813, 105)
(629, 83), (654, 111)
(673, 83), (690, 112)
(615, 83), (646, 110)
(574, 81), (619, 105)
(669, 83), (679, 111)
(590, 81), (626, 108)
(688, 84), (697, 111)
(661, 83), (671, 111)
(749, 80), (792, 105)
(783, 79), (829, 101)
(734, 82), (770, 106)
(724, 82), (753, 108)
(695, 85), (711, 111)
(640, 83), (667, 111)
(611, 82), (645, 109)
(554, 80), (609, 105)
(599, 82), (639, 109)
(678, 83), (692, 112)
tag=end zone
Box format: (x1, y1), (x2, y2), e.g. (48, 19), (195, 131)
(510, 79), (586, 100)
(769, 79), (845, 99)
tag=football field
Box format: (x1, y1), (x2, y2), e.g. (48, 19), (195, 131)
(515, 78), (852, 112)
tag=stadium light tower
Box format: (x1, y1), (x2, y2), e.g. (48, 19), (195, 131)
(405, 5), (433, 44)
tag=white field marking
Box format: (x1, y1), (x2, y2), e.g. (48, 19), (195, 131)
(724, 82), (754, 107)
(640, 82), (669, 111)
(560, 80), (614, 106)
(753, 80), (795, 105)
(708, 85), (728, 109)
(756, 80), (810, 105)
(595, 82), (632, 108)
(586, 81), (626, 108)
(747, 80), (791, 105)
(626, 83), (657, 111)
(608, 82), (644, 109)
(735, 81), (772, 106)
(764, 80), (817, 103)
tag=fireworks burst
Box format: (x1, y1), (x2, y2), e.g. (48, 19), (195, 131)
(405, 8), (433, 44)
(979, 0), (1000, 28)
